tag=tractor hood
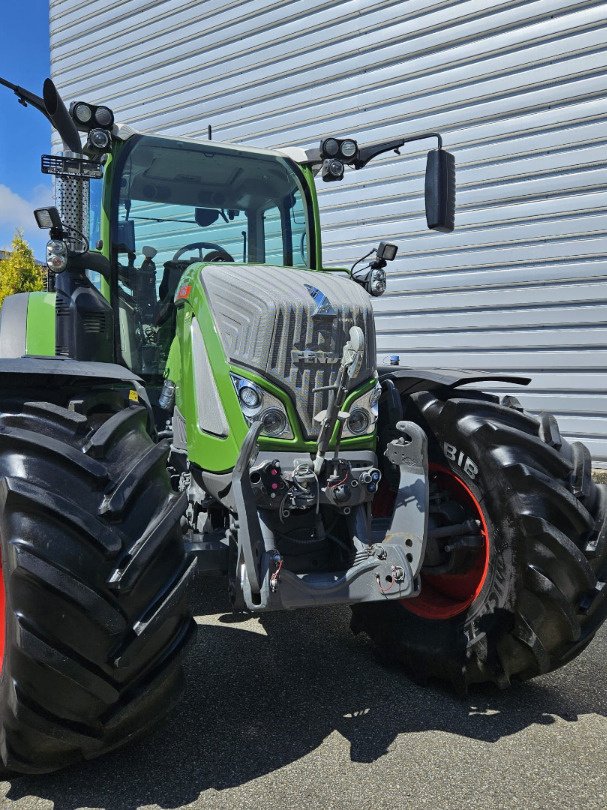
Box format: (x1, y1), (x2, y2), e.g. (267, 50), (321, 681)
(200, 264), (376, 438)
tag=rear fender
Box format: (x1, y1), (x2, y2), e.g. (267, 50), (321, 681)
(0, 356), (142, 384)
(0, 357), (155, 431)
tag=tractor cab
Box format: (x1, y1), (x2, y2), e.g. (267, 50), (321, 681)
(103, 134), (315, 380)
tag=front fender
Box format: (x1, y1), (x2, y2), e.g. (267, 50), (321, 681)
(0, 291), (57, 358)
(378, 366), (530, 395)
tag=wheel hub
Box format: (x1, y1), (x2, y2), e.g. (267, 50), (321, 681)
(403, 464), (490, 620)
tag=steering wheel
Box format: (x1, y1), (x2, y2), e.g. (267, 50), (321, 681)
(172, 242), (234, 263)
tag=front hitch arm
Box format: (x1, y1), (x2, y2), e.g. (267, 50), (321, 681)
(378, 420), (429, 578)
(231, 420), (265, 595)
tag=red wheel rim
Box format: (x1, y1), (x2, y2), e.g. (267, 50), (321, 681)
(403, 464), (490, 620)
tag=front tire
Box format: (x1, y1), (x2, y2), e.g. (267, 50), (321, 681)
(352, 390), (607, 690)
(0, 396), (196, 774)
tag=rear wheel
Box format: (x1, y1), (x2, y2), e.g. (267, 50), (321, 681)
(352, 390), (607, 690)
(0, 393), (196, 774)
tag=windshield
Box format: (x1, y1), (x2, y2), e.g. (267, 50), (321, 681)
(111, 135), (314, 378)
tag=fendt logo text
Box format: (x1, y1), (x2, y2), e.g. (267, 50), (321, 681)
(291, 348), (339, 364)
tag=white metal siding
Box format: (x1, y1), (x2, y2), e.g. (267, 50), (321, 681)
(50, 0), (607, 462)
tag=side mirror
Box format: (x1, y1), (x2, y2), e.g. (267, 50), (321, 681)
(425, 149), (455, 232)
(195, 207), (220, 227)
(115, 220), (136, 253)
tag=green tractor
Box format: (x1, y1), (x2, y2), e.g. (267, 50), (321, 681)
(0, 76), (605, 775)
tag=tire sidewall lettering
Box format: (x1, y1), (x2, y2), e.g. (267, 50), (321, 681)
(442, 441), (478, 481)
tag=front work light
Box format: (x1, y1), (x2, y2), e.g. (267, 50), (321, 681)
(34, 206), (63, 231)
(70, 101), (114, 131)
(377, 241), (398, 262)
(72, 102), (92, 124)
(320, 137), (359, 163)
(340, 139), (358, 159)
(321, 158), (344, 182)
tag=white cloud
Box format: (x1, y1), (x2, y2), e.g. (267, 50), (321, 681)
(0, 183), (54, 258)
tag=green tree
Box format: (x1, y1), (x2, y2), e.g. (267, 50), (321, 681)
(0, 230), (44, 307)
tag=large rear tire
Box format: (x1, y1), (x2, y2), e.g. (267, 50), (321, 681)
(352, 390), (607, 691)
(0, 395), (196, 774)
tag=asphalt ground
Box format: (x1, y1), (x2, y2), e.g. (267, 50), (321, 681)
(2, 570), (606, 810)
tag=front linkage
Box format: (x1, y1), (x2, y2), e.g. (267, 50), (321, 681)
(231, 419), (428, 611)
(230, 329), (429, 611)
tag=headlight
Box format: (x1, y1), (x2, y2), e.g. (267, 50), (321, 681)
(46, 240), (68, 273)
(321, 137), (339, 157)
(342, 379), (381, 438)
(260, 408), (288, 437)
(232, 375), (263, 418)
(347, 408), (370, 435)
(88, 128), (111, 150)
(239, 383), (262, 411)
(231, 374), (293, 439)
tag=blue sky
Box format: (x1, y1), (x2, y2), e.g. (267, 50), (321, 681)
(0, 1), (52, 259)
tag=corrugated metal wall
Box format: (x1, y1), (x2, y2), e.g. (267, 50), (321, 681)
(50, 0), (607, 463)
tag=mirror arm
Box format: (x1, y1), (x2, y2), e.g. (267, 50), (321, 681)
(353, 131), (443, 169)
(304, 132), (444, 169)
(0, 76), (50, 120)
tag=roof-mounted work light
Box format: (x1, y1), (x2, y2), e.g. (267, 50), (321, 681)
(320, 137), (359, 164)
(70, 101), (114, 131)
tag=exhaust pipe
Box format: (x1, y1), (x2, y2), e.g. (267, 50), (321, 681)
(42, 78), (81, 154)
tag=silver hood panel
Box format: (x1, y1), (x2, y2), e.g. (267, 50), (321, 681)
(200, 264), (376, 438)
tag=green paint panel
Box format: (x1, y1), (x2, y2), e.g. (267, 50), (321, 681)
(25, 292), (56, 356)
(174, 274), (249, 473)
(300, 164), (322, 268)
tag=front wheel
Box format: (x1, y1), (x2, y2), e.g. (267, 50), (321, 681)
(352, 390), (607, 690)
(0, 394), (196, 774)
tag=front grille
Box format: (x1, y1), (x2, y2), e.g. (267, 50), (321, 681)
(268, 300), (375, 437)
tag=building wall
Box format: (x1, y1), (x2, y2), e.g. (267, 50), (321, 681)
(50, 0), (607, 462)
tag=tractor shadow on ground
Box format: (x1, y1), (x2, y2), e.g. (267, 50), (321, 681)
(3, 571), (607, 809)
